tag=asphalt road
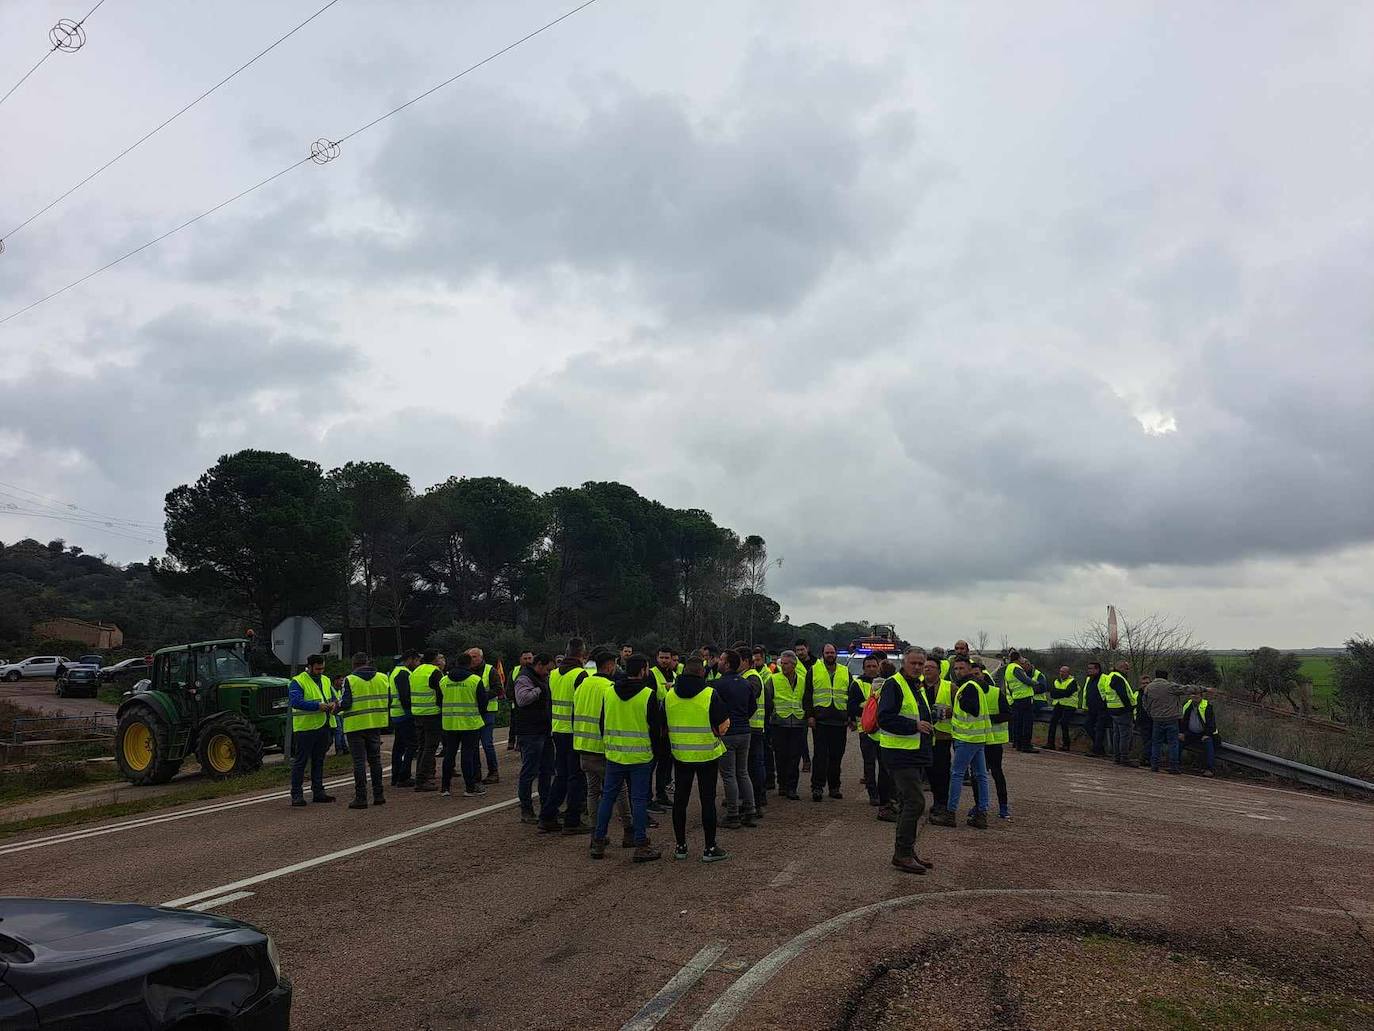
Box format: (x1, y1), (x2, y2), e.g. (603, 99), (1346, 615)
(4, 740), (1371, 1030)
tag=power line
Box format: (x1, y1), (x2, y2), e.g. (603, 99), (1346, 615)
(0, 478), (161, 529)
(0, 0), (344, 247)
(0, 506), (162, 546)
(0, 0), (108, 111)
(0, 0), (602, 327)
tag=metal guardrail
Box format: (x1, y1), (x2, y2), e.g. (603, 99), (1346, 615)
(1216, 741), (1374, 796)
(1031, 705), (1374, 798)
(9, 713), (117, 744)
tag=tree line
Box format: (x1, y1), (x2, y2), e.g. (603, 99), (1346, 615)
(157, 449), (809, 657)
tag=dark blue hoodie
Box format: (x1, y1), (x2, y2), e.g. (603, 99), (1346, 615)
(710, 671), (756, 738)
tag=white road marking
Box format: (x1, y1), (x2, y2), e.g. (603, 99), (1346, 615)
(184, 890), (255, 912)
(164, 795), (521, 908)
(688, 888), (1167, 1031)
(619, 941), (728, 1031)
(770, 860), (802, 887)
(2, 736), (509, 857)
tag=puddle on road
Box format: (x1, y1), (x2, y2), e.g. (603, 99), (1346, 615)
(834, 919), (1374, 1031)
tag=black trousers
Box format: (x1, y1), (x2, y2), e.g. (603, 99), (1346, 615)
(1087, 709), (1108, 754)
(672, 757), (720, 849)
(888, 763), (928, 858)
(441, 728), (481, 792)
(289, 726), (329, 800)
(1046, 706), (1074, 749)
(770, 725), (806, 795)
(346, 728), (385, 801)
(859, 734), (893, 804)
(927, 736), (952, 808)
(810, 722), (847, 794)
(984, 743), (1008, 813)
(413, 716), (443, 786)
(390, 717), (416, 784)
(652, 739), (674, 801)
(1011, 698), (1035, 749)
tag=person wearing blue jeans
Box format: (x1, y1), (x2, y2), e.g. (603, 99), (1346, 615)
(511, 654), (555, 823)
(929, 659), (991, 829)
(518, 734), (554, 820)
(589, 655), (663, 863)
(1151, 718), (1181, 772)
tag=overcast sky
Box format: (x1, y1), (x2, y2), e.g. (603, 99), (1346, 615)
(1, 0), (1371, 648)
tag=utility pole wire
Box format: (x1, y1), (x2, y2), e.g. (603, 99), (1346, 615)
(0, 0), (601, 328)
(1, 0), (344, 246)
(0, 0), (108, 111)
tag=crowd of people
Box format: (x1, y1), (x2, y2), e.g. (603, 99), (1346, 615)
(283, 637), (1221, 872)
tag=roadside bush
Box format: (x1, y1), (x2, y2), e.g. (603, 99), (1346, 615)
(1216, 704), (1374, 781)
(1333, 636), (1374, 728)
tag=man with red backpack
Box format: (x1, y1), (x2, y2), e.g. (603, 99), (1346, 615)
(852, 653), (893, 813)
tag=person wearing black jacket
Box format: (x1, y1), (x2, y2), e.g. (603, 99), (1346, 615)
(1083, 661), (1108, 756)
(876, 647), (934, 874)
(1179, 686), (1219, 777)
(648, 647), (678, 812)
(712, 651), (757, 829)
(512, 654), (555, 824)
(848, 654), (891, 808)
(388, 651), (421, 787)
(793, 639), (816, 771)
(666, 658), (731, 862)
(1046, 665), (1078, 751)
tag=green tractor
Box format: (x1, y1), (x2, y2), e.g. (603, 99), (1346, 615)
(114, 638), (291, 785)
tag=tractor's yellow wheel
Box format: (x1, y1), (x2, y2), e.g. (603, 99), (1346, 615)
(204, 733), (237, 775)
(121, 721), (153, 772)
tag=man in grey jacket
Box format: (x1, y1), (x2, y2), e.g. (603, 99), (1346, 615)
(1141, 670), (1188, 773)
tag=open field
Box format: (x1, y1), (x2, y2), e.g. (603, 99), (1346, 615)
(1213, 653), (1338, 712)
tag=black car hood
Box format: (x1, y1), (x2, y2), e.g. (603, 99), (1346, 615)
(0, 899), (244, 960)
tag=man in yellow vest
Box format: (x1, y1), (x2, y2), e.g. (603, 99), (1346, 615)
(1047, 664), (1079, 751)
(539, 638), (590, 834)
(440, 652), (488, 797)
(388, 650), (421, 788)
(876, 646), (935, 873)
(648, 645), (678, 813)
(975, 659), (1012, 820)
(929, 656), (991, 829)
(769, 650), (808, 800)
(917, 653), (955, 818)
(744, 646), (771, 815)
(665, 656), (731, 862)
(1003, 649), (1039, 753)
(1100, 659), (1136, 766)
(577, 649), (632, 847)
(288, 653), (338, 807)
(1179, 685), (1218, 777)
(338, 651), (390, 809)
(410, 650), (445, 792)
(793, 639), (816, 773)
(466, 646), (503, 784)
(805, 643), (852, 802)
(591, 653), (663, 862)
(851, 654), (891, 810)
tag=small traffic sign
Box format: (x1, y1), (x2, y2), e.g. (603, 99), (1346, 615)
(271, 616), (324, 667)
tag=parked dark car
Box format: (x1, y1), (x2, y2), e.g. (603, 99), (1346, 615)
(54, 667), (99, 698)
(98, 656), (151, 687)
(0, 897), (290, 1029)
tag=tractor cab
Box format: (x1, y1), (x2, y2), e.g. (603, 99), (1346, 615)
(114, 638), (291, 785)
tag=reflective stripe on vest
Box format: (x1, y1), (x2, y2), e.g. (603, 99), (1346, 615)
(1005, 662), (1033, 701)
(743, 669), (766, 730)
(1053, 676), (1078, 708)
(770, 671), (804, 722)
(650, 666), (673, 702)
(440, 673), (483, 731)
(388, 667), (410, 719)
(664, 686), (726, 763)
(951, 682), (991, 743)
(604, 685), (654, 764)
(478, 663), (500, 714)
(1100, 671), (1130, 710)
(292, 672), (336, 733)
(878, 673), (928, 750)
(982, 681), (1009, 744)
(549, 667), (585, 734)
(409, 664), (440, 717)
(811, 663), (850, 711)
(572, 674), (612, 754)
(342, 672), (390, 733)
(926, 677), (953, 735)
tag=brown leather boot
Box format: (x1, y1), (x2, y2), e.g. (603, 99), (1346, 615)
(891, 855), (927, 874)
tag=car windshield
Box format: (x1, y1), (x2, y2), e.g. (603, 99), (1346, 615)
(198, 643), (251, 683)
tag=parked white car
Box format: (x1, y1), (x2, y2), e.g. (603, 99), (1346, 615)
(0, 655), (72, 681)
